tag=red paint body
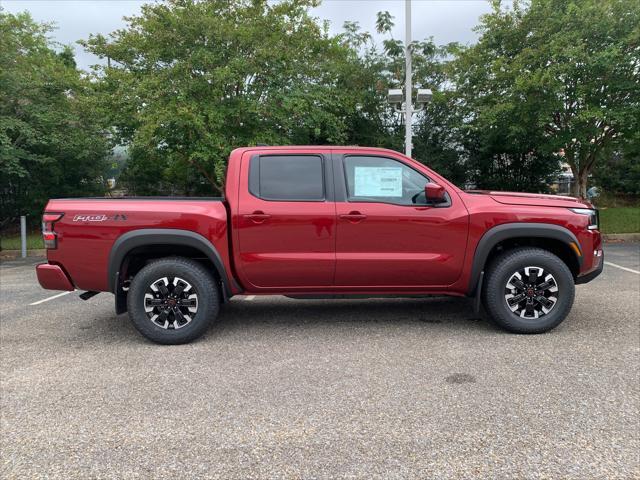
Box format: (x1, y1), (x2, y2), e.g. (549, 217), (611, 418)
(35, 264), (74, 291)
(37, 147), (603, 298)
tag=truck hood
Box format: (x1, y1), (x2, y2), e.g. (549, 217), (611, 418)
(465, 190), (593, 208)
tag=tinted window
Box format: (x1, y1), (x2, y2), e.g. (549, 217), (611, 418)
(255, 155), (324, 201)
(343, 156), (430, 205)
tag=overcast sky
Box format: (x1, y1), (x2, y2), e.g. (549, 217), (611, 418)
(2, 0), (493, 71)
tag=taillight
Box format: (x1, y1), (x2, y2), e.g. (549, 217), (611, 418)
(42, 212), (64, 249)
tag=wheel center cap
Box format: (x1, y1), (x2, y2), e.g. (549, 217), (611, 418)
(167, 298), (177, 306)
(526, 288), (535, 297)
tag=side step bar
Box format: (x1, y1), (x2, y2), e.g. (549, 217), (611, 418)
(79, 291), (100, 301)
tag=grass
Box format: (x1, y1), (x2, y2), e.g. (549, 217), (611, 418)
(594, 192), (640, 208)
(599, 207), (640, 234)
(0, 207), (637, 250)
(0, 232), (44, 250)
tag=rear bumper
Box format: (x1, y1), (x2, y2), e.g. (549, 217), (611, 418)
(36, 263), (74, 291)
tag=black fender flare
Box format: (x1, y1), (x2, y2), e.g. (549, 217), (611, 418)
(467, 222), (582, 296)
(108, 228), (232, 299)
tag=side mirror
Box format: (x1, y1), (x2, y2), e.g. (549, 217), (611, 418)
(425, 182), (446, 203)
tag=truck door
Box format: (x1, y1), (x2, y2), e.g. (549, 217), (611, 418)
(333, 152), (469, 288)
(235, 150), (336, 289)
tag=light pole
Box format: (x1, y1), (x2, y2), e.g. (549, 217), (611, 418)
(404, 0), (412, 158)
(387, 0), (432, 158)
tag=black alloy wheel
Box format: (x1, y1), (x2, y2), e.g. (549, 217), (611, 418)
(482, 247), (575, 334)
(144, 276), (199, 330)
(504, 266), (558, 319)
(127, 257), (220, 344)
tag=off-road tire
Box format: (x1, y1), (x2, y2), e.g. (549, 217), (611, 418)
(127, 257), (220, 344)
(482, 247), (575, 334)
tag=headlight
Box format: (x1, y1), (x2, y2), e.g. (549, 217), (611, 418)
(570, 208), (599, 230)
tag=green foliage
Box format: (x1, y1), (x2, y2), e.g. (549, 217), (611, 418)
(339, 12), (461, 180)
(0, 11), (109, 224)
(84, 4), (473, 195)
(448, 0), (640, 197)
(337, 15), (402, 153)
(82, 0), (361, 194)
(594, 133), (640, 196)
(4, 0), (638, 205)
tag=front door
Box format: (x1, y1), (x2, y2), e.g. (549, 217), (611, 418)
(236, 152), (336, 289)
(334, 154), (468, 288)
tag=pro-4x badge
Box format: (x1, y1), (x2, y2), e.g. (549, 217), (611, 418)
(72, 214), (127, 222)
(73, 214), (107, 222)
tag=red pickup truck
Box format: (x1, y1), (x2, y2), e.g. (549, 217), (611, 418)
(36, 146), (603, 344)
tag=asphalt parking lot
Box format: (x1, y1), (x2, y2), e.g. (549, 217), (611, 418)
(1, 242), (639, 479)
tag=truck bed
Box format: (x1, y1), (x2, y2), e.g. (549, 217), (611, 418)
(44, 197), (231, 292)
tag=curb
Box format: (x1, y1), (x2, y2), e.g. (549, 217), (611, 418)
(603, 233), (640, 242)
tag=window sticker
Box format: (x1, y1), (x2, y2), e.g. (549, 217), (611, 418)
(354, 166), (402, 197)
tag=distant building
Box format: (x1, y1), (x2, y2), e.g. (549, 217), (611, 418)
(550, 161), (574, 195)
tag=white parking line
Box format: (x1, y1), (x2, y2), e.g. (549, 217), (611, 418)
(605, 261), (640, 275)
(244, 295), (256, 301)
(29, 291), (73, 306)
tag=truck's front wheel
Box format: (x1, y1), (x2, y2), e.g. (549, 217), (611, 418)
(482, 247), (575, 334)
(127, 257), (220, 344)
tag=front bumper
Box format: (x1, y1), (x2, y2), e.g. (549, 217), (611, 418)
(575, 249), (604, 285)
(36, 263), (74, 291)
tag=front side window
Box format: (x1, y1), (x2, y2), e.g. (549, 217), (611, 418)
(343, 156), (430, 205)
(250, 155), (325, 201)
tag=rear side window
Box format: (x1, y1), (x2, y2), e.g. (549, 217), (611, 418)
(249, 155), (325, 201)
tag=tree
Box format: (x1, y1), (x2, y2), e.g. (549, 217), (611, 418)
(593, 132), (640, 197)
(451, 0), (640, 197)
(448, 26), (561, 192)
(339, 12), (464, 182)
(339, 9), (553, 191)
(412, 92), (469, 187)
(0, 11), (110, 224)
(83, 0), (361, 194)
(336, 18), (403, 152)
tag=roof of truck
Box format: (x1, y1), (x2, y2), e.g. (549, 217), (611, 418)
(231, 145), (405, 155)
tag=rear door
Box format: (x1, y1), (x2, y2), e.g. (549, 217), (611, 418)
(235, 150), (336, 289)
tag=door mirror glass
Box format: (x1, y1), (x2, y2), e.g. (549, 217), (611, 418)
(425, 182), (446, 203)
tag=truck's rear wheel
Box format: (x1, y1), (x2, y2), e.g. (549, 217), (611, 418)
(127, 257), (219, 344)
(482, 247), (575, 334)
